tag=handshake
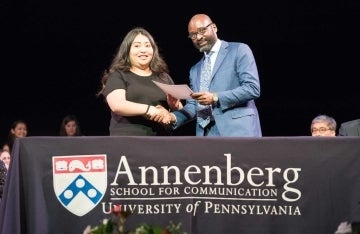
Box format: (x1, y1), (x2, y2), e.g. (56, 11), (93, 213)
(143, 91), (214, 125)
(144, 94), (182, 125)
(145, 105), (175, 125)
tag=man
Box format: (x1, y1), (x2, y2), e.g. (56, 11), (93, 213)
(170, 14), (262, 136)
(338, 119), (360, 136)
(310, 114), (337, 137)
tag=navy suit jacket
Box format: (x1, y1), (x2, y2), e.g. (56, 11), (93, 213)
(174, 40), (262, 136)
(338, 119), (360, 136)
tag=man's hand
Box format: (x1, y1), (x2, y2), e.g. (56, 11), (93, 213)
(146, 105), (172, 124)
(167, 94), (183, 110)
(191, 91), (214, 105)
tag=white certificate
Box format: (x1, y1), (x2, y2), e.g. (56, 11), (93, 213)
(152, 81), (193, 99)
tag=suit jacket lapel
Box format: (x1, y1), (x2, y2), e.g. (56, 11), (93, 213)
(194, 41), (229, 91)
(194, 57), (204, 91)
(211, 41), (228, 79)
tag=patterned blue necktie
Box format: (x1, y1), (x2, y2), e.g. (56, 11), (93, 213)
(197, 52), (213, 128)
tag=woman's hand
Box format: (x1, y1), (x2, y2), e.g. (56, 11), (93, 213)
(146, 105), (172, 124)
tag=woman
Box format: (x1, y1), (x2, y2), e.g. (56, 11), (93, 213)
(0, 150), (10, 170)
(2, 120), (28, 153)
(59, 114), (82, 136)
(98, 27), (182, 136)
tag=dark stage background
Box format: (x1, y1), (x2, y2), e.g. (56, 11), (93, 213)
(1, 1), (359, 140)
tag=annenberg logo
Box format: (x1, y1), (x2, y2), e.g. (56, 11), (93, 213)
(110, 153), (301, 202)
(52, 155), (107, 216)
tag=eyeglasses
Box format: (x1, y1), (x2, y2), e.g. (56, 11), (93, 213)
(311, 127), (332, 134)
(188, 23), (213, 40)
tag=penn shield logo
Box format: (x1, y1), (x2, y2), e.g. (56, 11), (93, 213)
(52, 154), (107, 216)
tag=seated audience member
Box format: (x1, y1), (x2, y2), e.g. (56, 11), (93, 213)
(2, 120), (28, 153)
(310, 114), (337, 137)
(338, 119), (360, 136)
(0, 150), (10, 170)
(0, 160), (7, 202)
(59, 114), (83, 136)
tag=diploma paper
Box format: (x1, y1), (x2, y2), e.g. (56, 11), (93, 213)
(152, 81), (193, 99)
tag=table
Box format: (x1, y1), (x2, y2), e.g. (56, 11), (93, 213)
(1, 136), (359, 234)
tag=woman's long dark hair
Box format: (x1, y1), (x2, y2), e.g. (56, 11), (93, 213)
(97, 27), (170, 96)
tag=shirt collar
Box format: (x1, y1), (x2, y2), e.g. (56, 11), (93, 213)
(205, 39), (221, 56)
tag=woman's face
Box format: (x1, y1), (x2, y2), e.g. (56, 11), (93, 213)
(11, 123), (28, 138)
(129, 34), (154, 70)
(0, 150), (11, 169)
(65, 120), (77, 136)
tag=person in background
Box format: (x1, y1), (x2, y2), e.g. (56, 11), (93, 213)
(0, 150), (10, 170)
(338, 119), (360, 136)
(0, 160), (7, 202)
(310, 114), (337, 137)
(59, 114), (83, 136)
(98, 27), (182, 136)
(167, 14), (262, 136)
(2, 120), (28, 153)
